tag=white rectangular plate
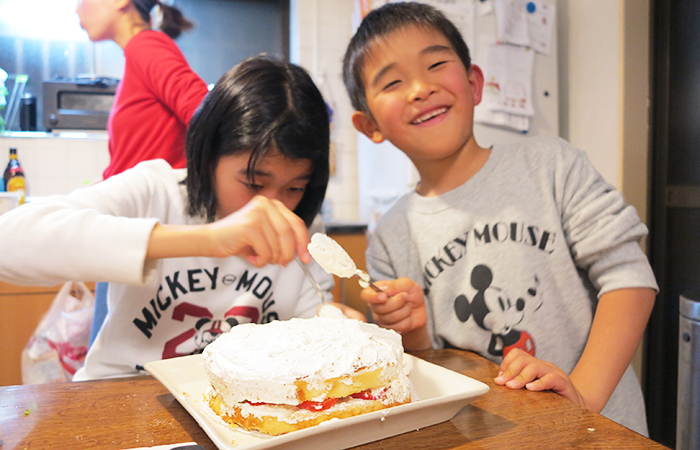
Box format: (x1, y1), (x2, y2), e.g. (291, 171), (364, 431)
(145, 354), (489, 450)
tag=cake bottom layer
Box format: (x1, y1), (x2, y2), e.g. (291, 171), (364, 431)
(208, 385), (411, 436)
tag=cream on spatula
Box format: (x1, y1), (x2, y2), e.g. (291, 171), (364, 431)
(308, 233), (386, 293)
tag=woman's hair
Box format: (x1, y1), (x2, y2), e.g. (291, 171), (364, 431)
(132, 0), (193, 39)
(185, 55), (330, 227)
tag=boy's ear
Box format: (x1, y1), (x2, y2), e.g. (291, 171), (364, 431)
(468, 64), (485, 107)
(352, 111), (385, 144)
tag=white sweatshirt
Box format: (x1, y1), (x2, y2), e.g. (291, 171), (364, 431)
(0, 160), (332, 380)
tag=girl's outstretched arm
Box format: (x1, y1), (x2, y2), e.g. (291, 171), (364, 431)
(147, 195), (311, 267)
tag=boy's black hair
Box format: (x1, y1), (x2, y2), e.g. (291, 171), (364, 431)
(343, 2), (472, 116)
(185, 55), (330, 227)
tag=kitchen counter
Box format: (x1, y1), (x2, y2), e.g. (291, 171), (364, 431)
(325, 221), (368, 235)
(1, 131), (109, 139)
(0, 131), (109, 196)
(0, 349), (669, 449)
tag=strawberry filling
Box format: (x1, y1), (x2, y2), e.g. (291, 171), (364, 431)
(297, 398), (339, 411)
(246, 397), (339, 411)
(350, 388), (387, 401)
(246, 388), (387, 411)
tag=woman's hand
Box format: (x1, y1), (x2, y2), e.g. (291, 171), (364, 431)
(360, 277), (431, 350)
(494, 348), (588, 409)
(147, 195), (311, 267)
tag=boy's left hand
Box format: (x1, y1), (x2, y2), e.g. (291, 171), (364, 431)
(494, 349), (587, 409)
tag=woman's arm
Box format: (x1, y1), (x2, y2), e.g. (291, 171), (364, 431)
(137, 32), (208, 124)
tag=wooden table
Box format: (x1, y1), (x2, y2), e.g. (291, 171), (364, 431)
(0, 349), (669, 450)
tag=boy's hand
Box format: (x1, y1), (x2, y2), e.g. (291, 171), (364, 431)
(494, 349), (587, 409)
(360, 277), (431, 350)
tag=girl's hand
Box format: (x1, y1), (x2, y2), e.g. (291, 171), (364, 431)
(360, 277), (431, 350)
(206, 195), (310, 267)
(494, 349), (587, 409)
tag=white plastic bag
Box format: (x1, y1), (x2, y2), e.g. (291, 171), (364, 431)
(21, 282), (95, 384)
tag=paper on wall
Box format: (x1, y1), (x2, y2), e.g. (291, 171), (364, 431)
(416, 0), (477, 53)
(477, 38), (535, 116)
(495, 0), (555, 55)
(525, 0), (555, 55)
(352, 0), (392, 31)
(494, 0), (530, 46)
(474, 107), (530, 133)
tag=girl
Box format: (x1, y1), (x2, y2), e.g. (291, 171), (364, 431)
(0, 55), (358, 380)
(76, 0), (208, 178)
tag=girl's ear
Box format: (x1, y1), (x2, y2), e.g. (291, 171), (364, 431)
(352, 111), (385, 144)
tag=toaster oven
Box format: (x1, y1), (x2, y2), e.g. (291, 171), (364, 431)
(42, 77), (119, 131)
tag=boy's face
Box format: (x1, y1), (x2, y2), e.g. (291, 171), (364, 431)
(352, 25), (483, 163)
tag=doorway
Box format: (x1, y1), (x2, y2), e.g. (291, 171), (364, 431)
(646, 0), (700, 447)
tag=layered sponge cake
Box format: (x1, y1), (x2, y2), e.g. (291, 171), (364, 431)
(202, 315), (412, 436)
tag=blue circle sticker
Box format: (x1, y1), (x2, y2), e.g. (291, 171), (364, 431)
(526, 1), (536, 13)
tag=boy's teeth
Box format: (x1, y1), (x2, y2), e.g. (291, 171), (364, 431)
(412, 107), (448, 124)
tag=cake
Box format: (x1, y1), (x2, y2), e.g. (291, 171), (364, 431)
(202, 314), (412, 436)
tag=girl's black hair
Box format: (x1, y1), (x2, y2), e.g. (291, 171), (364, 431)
(132, 0), (193, 39)
(343, 2), (472, 116)
(185, 55), (330, 227)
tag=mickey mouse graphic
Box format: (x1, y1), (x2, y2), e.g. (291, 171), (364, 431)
(162, 302), (260, 358)
(454, 264), (540, 358)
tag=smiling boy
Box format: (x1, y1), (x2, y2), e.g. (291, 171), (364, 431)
(343, 2), (657, 435)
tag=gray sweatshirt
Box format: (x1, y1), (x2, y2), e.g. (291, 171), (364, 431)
(367, 136), (658, 435)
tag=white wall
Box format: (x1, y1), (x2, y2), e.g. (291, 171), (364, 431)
(557, 0), (650, 215)
(557, 0), (651, 382)
(291, 0), (360, 222)
(560, 1), (623, 188)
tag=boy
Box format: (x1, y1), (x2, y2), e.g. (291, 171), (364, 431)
(343, 2), (657, 435)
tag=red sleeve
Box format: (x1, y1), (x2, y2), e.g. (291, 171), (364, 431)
(126, 31), (208, 124)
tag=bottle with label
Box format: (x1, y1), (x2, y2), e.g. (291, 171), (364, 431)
(4, 147), (26, 204)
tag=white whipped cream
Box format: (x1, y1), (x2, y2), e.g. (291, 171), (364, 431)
(203, 316), (405, 406)
(307, 233), (358, 278)
(317, 303), (347, 319)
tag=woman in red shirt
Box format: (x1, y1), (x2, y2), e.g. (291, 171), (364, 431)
(76, 0), (208, 179)
(76, 0), (209, 343)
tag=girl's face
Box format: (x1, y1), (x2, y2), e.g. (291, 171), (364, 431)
(76, 0), (119, 42)
(214, 150), (313, 219)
